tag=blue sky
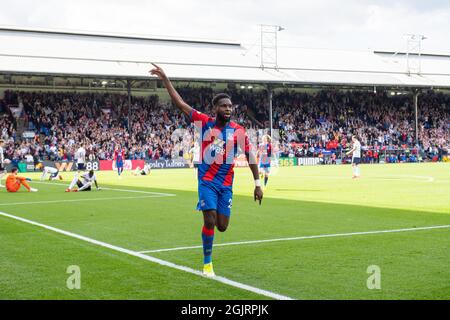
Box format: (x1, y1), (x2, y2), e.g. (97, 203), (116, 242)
(1, 0), (449, 52)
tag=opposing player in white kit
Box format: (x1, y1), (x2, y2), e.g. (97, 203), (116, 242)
(40, 165), (63, 181)
(65, 170), (100, 192)
(346, 135), (361, 179)
(132, 163), (151, 176)
(75, 145), (86, 171)
(189, 142), (201, 172)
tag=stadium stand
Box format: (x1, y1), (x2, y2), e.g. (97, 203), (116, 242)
(1, 88), (448, 164)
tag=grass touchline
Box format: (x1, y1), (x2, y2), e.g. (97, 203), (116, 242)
(0, 210), (294, 301)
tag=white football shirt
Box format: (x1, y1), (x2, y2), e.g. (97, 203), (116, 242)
(81, 172), (96, 183)
(353, 140), (361, 158)
(44, 166), (58, 174)
(76, 147), (86, 164)
(143, 164), (151, 175)
(193, 145), (200, 162)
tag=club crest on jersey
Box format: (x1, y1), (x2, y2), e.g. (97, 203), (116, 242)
(210, 138), (226, 155)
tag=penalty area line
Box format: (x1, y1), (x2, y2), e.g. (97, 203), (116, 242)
(138, 225), (450, 253)
(0, 195), (166, 206)
(0, 210), (293, 301)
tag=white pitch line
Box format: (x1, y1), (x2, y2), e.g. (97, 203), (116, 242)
(0, 211), (293, 300)
(100, 187), (176, 196)
(138, 225), (450, 253)
(0, 195), (166, 206)
(288, 175), (435, 182)
(33, 181), (176, 197)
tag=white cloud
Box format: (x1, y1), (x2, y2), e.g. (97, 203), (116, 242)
(0, 0), (449, 52)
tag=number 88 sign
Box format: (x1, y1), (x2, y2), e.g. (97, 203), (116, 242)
(85, 162), (99, 171)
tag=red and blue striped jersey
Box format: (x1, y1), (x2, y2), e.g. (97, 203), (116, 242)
(114, 149), (125, 162)
(259, 143), (272, 164)
(190, 109), (250, 187)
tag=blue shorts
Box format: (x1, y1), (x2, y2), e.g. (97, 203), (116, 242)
(50, 171), (59, 178)
(116, 161), (123, 168)
(259, 162), (271, 172)
(196, 180), (233, 217)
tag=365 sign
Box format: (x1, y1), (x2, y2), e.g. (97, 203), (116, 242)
(278, 157), (297, 167)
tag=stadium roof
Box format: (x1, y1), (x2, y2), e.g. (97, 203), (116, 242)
(1, 26), (450, 88)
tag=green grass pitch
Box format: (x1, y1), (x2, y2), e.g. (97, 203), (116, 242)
(0, 163), (449, 299)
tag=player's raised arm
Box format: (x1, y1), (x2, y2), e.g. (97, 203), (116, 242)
(149, 63), (193, 116)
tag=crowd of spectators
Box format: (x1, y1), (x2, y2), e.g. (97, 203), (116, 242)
(0, 88), (448, 164)
(267, 90), (449, 162)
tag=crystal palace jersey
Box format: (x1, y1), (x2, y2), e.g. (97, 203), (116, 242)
(114, 150), (125, 163)
(259, 143), (272, 165)
(190, 109), (250, 187)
